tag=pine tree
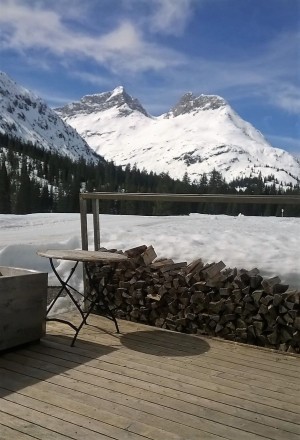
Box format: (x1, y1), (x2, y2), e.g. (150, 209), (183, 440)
(40, 184), (52, 212)
(0, 161), (11, 213)
(15, 158), (32, 214)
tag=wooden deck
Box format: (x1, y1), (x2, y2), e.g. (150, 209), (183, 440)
(0, 312), (299, 440)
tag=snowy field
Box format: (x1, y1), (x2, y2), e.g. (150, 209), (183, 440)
(0, 213), (299, 294)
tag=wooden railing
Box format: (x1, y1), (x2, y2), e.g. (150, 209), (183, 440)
(79, 192), (300, 250)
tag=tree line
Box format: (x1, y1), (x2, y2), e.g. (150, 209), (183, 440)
(0, 132), (299, 216)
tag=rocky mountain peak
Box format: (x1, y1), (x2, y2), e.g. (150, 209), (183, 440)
(57, 85), (300, 188)
(56, 86), (149, 118)
(169, 92), (227, 117)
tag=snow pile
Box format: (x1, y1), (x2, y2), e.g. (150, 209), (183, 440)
(0, 213), (299, 291)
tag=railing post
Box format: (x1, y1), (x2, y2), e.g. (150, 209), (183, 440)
(80, 197), (88, 250)
(92, 198), (100, 251)
(79, 196), (89, 307)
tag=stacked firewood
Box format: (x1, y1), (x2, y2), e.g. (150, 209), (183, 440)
(87, 244), (300, 353)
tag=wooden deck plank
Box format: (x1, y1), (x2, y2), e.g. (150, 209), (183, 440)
(25, 341), (300, 408)
(45, 319), (300, 401)
(5, 346), (300, 424)
(0, 312), (299, 440)
(2, 391), (177, 440)
(0, 399), (111, 440)
(0, 367), (238, 440)
(86, 313), (300, 366)
(2, 350), (299, 439)
(19, 343), (300, 407)
(117, 324), (300, 372)
(44, 332), (300, 400)
(0, 424), (39, 440)
(78, 330), (299, 384)
(62, 311), (300, 364)
(80, 325), (299, 377)
(0, 408), (74, 440)
(0, 361), (273, 440)
(10, 347), (300, 438)
(0, 374), (221, 440)
(46, 323), (300, 394)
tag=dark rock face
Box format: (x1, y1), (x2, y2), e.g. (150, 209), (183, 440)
(170, 93), (227, 117)
(56, 86), (149, 118)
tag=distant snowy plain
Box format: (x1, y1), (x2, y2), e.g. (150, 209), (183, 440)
(0, 213), (299, 297)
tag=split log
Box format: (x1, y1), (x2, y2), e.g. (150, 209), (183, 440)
(141, 246), (157, 265)
(86, 244), (300, 353)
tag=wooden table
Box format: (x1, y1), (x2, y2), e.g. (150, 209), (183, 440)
(37, 249), (129, 346)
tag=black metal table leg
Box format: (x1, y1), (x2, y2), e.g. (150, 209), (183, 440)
(47, 259), (85, 320)
(45, 254), (122, 347)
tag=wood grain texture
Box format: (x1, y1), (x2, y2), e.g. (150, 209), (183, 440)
(37, 249), (128, 262)
(0, 313), (299, 440)
(0, 268), (47, 350)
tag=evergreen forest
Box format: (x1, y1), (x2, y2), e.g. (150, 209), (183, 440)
(0, 132), (299, 217)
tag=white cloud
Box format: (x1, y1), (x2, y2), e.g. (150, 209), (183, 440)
(267, 83), (300, 114)
(152, 30), (300, 115)
(121, 0), (198, 35)
(0, 0), (185, 73)
(0, 1), (61, 48)
(71, 72), (112, 88)
(150, 0), (197, 35)
(0, 0), (298, 118)
(98, 21), (142, 52)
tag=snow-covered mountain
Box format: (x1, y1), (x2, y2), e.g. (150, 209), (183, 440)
(0, 72), (100, 163)
(56, 87), (300, 186)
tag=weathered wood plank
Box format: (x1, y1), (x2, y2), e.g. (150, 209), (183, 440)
(1, 355), (299, 439)
(26, 342), (300, 407)
(53, 311), (300, 367)
(11, 347), (300, 436)
(0, 368), (235, 440)
(44, 332), (299, 398)
(107, 315), (300, 366)
(43, 332), (300, 407)
(116, 331), (300, 376)
(37, 249), (128, 262)
(0, 313), (299, 440)
(0, 387), (192, 440)
(47, 322), (300, 392)
(0, 424), (36, 440)
(22, 343), (300, 412)
(0, 375), (222, 440)
(2, 391), (168, 440)
(0, 268), (47, 350)
(0, 409), (72, 440)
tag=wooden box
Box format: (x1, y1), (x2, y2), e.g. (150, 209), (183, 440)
(0, 266), (48, 350)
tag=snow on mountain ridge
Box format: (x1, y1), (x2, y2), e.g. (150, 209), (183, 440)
(57, 87), (300, 187)
(4, 71), (296, 188)
(108, 86), (125, 100)
(0, 72), (100, 163)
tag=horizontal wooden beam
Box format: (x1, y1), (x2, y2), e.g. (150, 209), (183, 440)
(80, 192), (300, 205)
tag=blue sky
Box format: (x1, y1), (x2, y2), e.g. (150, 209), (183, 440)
(0, 0), (299, 155)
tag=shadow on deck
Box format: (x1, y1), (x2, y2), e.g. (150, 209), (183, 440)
(0, 312), (299, 440)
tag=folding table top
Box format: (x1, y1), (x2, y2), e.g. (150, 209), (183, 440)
(37, 249), (129, 262)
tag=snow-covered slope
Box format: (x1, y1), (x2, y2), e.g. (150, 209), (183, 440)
(0, 72), (100, 163)
(56, 87), (300, 185)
